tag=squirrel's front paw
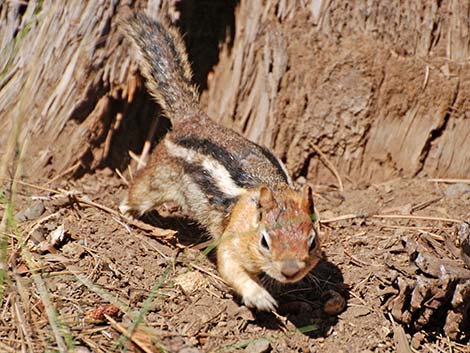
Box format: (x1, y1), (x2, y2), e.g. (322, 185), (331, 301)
(242, 285), (277, 311)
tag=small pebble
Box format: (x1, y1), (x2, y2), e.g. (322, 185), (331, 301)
(411, 332), (425, 349)
(323, 290), (346, 315)
(15, 201), (45, 221)
(62, 242), (86, 258)
(244, 338), (271, 353)
(445, 183), (470, 198)
(30, 229), (46, 244)
(236, 305), (255, 321)
(179, 348), (201, 353)
(73, 346), (91, 353)
(166, 337), (185, 352)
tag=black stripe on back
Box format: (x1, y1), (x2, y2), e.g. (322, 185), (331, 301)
(175, 137), (258, 187)
(180, 160), (236, 208)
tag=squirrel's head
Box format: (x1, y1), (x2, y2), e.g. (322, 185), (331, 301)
(254, 185), (321, 283)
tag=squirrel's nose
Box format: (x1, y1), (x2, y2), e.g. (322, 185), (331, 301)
(280, 260), (304, 279)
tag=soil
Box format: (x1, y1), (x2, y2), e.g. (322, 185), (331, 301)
(5, 170), (470, 352)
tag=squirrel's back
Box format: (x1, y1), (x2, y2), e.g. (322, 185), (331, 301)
(122, 14), (292, 193)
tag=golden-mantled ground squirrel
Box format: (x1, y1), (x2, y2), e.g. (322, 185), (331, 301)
(120, 14), (321, 311)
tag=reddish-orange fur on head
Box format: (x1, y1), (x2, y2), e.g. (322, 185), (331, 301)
(216, 186), (321, 310)
(256, 185), (320, 282)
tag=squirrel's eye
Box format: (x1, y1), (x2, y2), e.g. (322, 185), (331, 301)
(260, 230), (270, 251)
(308, 234), (317, 252)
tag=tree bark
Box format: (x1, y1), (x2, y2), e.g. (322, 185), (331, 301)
(0, 0), (469, 184)
(0, 0), (163, 180)
(204, 0), (470, 184)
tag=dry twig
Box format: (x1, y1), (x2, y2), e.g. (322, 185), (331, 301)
(43, 161), (81, 186)
(343, 247), (370, 267)
(320, 214), (365, 224)
(0, 178), (59, 194)
(115, 168), (129, 186)
(428, 178), (470, 184)
(389, 313), (413, 353)
(129, 150), (146, 168)
(73, 195), (175, 238)
(105, 314), (164, 353)
(321, 213), (462, 224)
(372, 214), (462, 224)
(310, 143), (344, 192)
(138, 117), (159, 171)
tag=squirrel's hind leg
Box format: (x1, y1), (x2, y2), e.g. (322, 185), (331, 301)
(120, 142), (186, 217)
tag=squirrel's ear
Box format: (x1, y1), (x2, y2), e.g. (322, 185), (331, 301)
(301, 184), (315, 216)
(258, 186), (275, 210)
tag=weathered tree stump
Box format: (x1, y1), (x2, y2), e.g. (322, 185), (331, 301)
(1, 1), (470, 184)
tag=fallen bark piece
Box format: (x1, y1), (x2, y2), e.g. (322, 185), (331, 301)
(458, 222), (470, 267)
(390, 277), (412, 324)
(384, 224), (470, 341)
(444, 280), (470, 340)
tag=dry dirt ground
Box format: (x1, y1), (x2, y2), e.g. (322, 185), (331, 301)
(2, 168), (470, 352)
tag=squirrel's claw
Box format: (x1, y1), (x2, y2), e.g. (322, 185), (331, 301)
(243, 287), (278, 311)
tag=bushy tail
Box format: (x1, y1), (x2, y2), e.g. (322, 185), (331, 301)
(122, 14), (199, 119)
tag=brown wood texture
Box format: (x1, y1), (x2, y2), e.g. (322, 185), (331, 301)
(204, 0), (470, 183)
(0, 0), (469, 183)
(0, 0), (162, 179)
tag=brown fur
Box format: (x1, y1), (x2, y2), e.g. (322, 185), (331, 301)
(120, 15), (321, 311)
(122, 14), (199, 118)
(217, 188), (321, 310)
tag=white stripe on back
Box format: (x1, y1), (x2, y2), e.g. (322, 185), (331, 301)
(165, 139), (246, 197)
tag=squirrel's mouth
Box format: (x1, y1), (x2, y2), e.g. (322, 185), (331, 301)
(266, 268), (309, 284)
(277, 271), (309, 284)
(267, 258), (320, 284)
